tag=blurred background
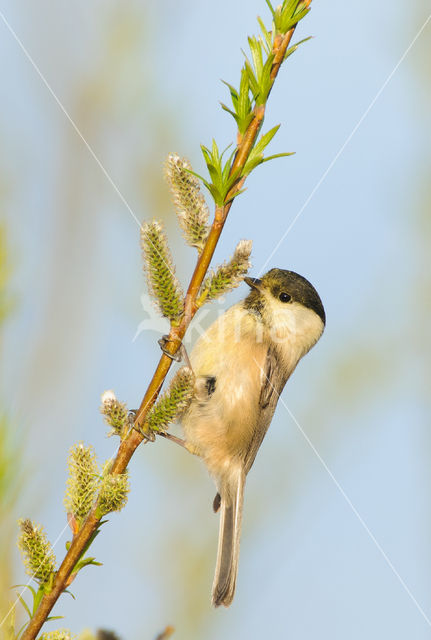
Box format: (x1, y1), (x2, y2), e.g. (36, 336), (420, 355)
(1, 1), (430, 638)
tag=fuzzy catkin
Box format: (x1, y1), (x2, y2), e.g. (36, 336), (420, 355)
(40, 631), (72, 640)
(165, 153), (209, 253)
(98, 469), (130, 516)
(198, 239), (252, 304)
(100, 391), (129, 438)
(146, 367), (194, 432)
(64, 443), (99, 523)
(140, 221), (184, 322)
(18, 519), (56, 585)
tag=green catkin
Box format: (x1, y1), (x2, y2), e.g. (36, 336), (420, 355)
(140, 221), (184, 322)
(198, 239), (252, 305)
(146, 367), (194, 433)
(17, 519), (56, 585)
(64, 444), (99, 523)
(165, 153), (210, 253)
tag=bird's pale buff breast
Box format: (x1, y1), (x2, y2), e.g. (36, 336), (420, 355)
(182, 305), (267, 477)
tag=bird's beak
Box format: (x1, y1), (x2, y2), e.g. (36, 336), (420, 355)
(244, 276), (263, 291)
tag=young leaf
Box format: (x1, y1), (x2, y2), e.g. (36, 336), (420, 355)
(15, 592), (32, 620)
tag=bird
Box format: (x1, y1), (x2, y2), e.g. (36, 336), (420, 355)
(181, 268), (325, 607)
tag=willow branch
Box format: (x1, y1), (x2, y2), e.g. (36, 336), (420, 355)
(20, 4), (311, 639)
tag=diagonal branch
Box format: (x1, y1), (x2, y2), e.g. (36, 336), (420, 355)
(20, 3), (312, 638)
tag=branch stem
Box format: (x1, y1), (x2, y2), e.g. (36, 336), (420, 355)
(20, 5), (310, 638)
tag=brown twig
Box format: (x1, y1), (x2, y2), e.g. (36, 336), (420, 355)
(155, 626), (175, 640)
(20, 5), (310, 639)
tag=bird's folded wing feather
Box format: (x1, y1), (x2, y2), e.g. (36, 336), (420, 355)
(243, 346), (290, 475)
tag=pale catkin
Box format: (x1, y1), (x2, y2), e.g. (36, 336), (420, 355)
(100, 391), (128, 438)
(146, 366), (194, 432)
(198, 239), (252, 305)
(17, 519), (56, 585)
(64, 443), (99, 522)
(40, 631), (73, 640)
(140, 220), (184, 322)
(165, 153), (210, 253)
(98, 468), (130, 516)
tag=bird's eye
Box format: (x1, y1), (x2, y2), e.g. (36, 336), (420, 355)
(279, 292), (292, 303)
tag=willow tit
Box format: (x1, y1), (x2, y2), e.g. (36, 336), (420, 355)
(181, 268), (325, 607)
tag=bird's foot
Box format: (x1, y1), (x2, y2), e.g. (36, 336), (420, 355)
(128, 410), (156, 442)
(158, 335), (192, 369)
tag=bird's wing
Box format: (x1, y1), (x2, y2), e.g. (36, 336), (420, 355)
(243, 345), (290, 476)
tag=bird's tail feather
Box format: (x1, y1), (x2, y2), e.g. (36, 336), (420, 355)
(212, 466), (245, 607)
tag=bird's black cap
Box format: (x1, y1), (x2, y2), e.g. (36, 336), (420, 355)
(245, 268), (326, 325)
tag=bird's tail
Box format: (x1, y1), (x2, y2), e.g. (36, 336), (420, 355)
(212, 466), (245, 607)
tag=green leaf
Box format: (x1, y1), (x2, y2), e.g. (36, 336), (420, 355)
(69, 520), (105, 578)
(16, 620), (31, 640)
(293, 2), (309, 18)
(220, 103), (239, 124)
(32, 586), (45, 615)
(265, 0), (275, 17)
(231, 69), (253, 134)
(242, 124), (280, 174)
(222, 147), (237, 180)
(200, 141), (242, 206)
(73, 556), (103, 573)
(224, 187), (247, 205)
(284, 0), (299, 15)
(221, 79), (239, 102)
(243, 55), (260, 99)
(260, 151), (295, 163)
(221, 79), (240, 118)
(248, 36), (264, 83)
(211, 138), (221, 162)
(278, 1), (310, 34)
(11, 584), (37, 599)
(284, 36), (312, 61)
(15, 592), (31, 620)
(257, 16), (273, 54)
(257, 53), (275, 104)
(255, 124), (280, 152)
(12, 584), (44, 623)
(238, 69), (251, 108)
(241, 124), (294, 176)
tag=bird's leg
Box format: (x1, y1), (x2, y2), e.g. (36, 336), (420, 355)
(158, 335), (193, 370)
(158, 431), (201, 456)
(129, 415), (198, 453)
(158, 431), (187, 448)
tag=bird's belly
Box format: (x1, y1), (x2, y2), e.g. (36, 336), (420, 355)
(182, 336), (268, 478)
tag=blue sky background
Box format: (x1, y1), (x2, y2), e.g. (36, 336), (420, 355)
(1, 1), (431, 639)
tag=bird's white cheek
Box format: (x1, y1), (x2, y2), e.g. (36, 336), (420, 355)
(266, 303), (324, 353)
(266, 307), (299, 343)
